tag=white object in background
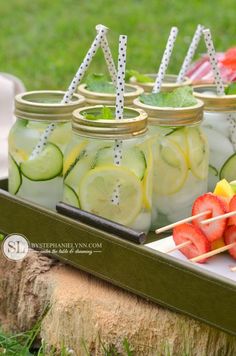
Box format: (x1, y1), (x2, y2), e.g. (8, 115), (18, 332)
(0, 73), (25, 178)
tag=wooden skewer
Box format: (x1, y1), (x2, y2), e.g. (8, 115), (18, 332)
(230, 266), (236, 272)
(165, 240), (191, 253)
(190, 242), (236, 263)
(201, 210), (236, 225)
(155, 210), (211, 234)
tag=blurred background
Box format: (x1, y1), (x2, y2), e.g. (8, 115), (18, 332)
(0, 0), (235, 90)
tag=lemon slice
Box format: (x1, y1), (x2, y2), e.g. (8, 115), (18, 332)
(186, 127), (209, 180)
(166, 128), (189, 163)
(154, 137), (188, 195)
(79, 165), (143, 225)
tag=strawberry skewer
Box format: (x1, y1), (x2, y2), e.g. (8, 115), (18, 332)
(170, 222), (236, 264)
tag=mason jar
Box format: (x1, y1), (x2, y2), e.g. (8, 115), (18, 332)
(129, 74), (192, 93)
(194, 85), (236, 191)
(134, 97), (208, 229)
(77, 83), (143, 106)
(8, 90), (85, 209)
(63, 105), (152, 233)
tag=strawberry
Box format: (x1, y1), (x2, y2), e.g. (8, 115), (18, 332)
(224, 225), (236, 260)
(228, 195), (236, 226)
(173, 223), (211, 263)
(192, 193), (228, 242)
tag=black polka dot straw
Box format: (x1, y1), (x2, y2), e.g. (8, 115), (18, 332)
(152, 27), (178, 94)
(30, 26), (108, 160)
(96, 24), (117, 86)
(29, 123), (56, 159)
(115, 35), (127, 121)
(203, 28), (225, 96)
(62, 25), (108, 104)
(112, 35), (128, 205)
(177, 24), (204, 83)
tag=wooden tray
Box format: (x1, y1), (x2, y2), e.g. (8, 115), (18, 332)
(0, 178), (236, 335)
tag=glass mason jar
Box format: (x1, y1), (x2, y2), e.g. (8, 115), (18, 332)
(77, 83), (143, 106)
(63, 105), (152, 233)
(129, 74), (192, 93)
(134, 98), (208, 229)
(8, 90), (85, 209)
(194, 85), (236, 191)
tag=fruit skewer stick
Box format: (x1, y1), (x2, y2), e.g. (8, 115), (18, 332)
(190, 242), (236, 263)
(155, 210), (211, 234)
(165, 210), (234, 253)
(200, 210), (236, 224)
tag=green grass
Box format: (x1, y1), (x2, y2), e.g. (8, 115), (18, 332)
(0, 0), (236, 90)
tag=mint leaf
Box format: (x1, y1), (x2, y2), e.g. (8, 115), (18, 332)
(83, 106), (114, 120)
(97, 107), (114, 120)
(86, 73), (116, 93)
(168, 87), (198, 107)
(83, 113), (97, 120)
(140, 86), (197, 108)
(225, 82), (236, 95)
(125, 69), (151, 83)
(140, 92), (170, 106)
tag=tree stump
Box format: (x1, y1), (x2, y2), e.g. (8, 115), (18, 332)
(0, 250), (235, 355)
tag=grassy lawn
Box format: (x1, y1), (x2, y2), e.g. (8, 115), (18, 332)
(0, 0), (235, 90)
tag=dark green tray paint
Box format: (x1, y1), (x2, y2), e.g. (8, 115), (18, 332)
(0, 179), (236, 335)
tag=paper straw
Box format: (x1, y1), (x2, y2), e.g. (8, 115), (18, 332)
(152, 27), (178, 94)
(177, 24), (204, 83)
(203, 28), (225, 96)
(96, 24), (117, 86)
(112, 35), (127, 206)
(29, 25), (108, 160)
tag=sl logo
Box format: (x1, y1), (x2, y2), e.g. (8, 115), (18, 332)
(1, 234), (29, 261)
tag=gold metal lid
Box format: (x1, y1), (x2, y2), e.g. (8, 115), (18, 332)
(77, 83), (144, 105)
(193, 84), (236, 112)
(130, 74), (192, 93)
(133, 98), (204, 126)
(15, 90), (85, 121)
(72, 105), (148, 138)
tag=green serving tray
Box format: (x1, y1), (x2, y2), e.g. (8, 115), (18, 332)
(0, 178), (236, 335)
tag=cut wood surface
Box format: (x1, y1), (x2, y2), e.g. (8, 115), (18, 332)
(0, 250), (236, 355)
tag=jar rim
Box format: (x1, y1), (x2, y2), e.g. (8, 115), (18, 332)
(133, 98), (204, 126)
(193, 84), (236, 112)
(72, 105), (148, 138)
(77, 83), (144, 99)
(15, 90), (85, 121)
(130, 74), (192, 92)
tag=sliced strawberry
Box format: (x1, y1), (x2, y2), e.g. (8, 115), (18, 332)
(173, 223), (211, 263)
(192, 193), (228, 242)
(228, 195), (236, 226)
(224, 225), (236, 260)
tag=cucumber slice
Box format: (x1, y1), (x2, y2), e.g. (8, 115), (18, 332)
(63, 184), (80, 208)
(20, 143), (63, 181)
(8, 156), (22, 194)
(64, 152), (96, 194)
(209, 165), (218, 177)
(95, 146), (146, 180)
(220, 153), (236, 182)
